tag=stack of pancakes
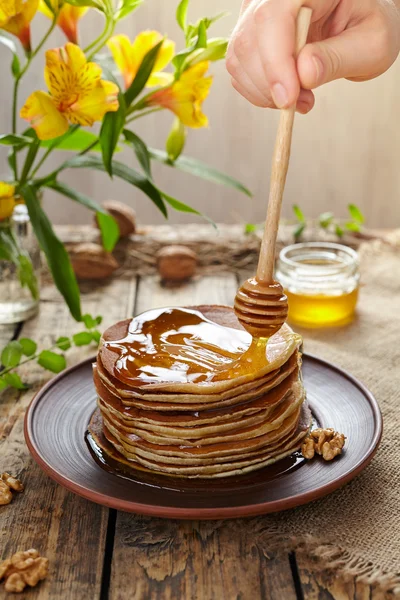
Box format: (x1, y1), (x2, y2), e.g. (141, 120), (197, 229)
(89, 305), (311, 479)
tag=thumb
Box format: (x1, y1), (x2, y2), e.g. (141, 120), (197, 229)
(297, 26), (385, 89)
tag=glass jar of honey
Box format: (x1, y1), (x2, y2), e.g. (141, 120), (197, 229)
(276, 242), (360, 328)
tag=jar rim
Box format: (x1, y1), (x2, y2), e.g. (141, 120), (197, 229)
(279, 242), (359, 271)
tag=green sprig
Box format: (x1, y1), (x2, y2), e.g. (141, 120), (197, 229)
(0, 314), (103, 392)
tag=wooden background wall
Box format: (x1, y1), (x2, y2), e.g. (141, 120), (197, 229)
(1, 0), (400, 228)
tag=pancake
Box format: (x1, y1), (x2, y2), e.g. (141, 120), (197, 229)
(88, 401), (311, 478)
(90, 305), (310, 479)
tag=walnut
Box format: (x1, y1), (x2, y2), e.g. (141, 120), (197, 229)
(95, 200), (136, 237)
(156, 245), (197, 282)
(0, 481), (13, 505)
(1, 473), (24, 493)
(0, 549), (49, 593)
(301, 428), (346, 461)
(70, 243), (119, 280)
(0, 473), (24, 505)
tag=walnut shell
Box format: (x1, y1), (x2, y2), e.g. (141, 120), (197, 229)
(156, 245), (197, 282)
(95, 200), (136, 238)
(70, 243), (119, 280)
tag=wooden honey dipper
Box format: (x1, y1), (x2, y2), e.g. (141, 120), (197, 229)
(234, 7), (312, 339)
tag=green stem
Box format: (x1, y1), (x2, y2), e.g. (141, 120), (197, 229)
(29, 125), (81, 179)
(11, 78), (20, 179)
(126, 107), (163, 123)
(85, 17), (115, 60)
(11, 17), (57, 183)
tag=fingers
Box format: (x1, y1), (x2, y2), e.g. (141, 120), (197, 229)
(297, 22), (392, 89)
(253, 0), (301, 108)
(231, 75), (315, 113)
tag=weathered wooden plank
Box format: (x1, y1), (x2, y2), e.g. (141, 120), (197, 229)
(109, 274), (297, 600)
(0, 277), (136, 599)
(297, 559), (389, 600)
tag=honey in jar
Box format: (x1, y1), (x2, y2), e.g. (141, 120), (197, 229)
(276, 242), (360, 328)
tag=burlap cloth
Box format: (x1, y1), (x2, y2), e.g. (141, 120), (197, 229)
(251, 238), (400, 595)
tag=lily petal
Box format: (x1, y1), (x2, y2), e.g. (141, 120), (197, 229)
(67, 80), (119, 126)
(20, 90), (69, 140)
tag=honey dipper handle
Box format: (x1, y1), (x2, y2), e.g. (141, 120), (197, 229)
(256, 7), (312, 284)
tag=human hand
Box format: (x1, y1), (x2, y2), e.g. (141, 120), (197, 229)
(226, 0), (400, 113)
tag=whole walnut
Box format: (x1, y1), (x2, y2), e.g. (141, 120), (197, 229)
(156, 245), (197, 282)
(70, 243), (119, 280)
(95, 200), (136, 238)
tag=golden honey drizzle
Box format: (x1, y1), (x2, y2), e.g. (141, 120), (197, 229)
(103, 308), (280, 387)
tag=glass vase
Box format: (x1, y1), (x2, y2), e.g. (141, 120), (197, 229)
(0, 205), (41, 324)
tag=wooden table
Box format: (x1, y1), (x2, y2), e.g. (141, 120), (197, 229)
(0, 230), (386, 599)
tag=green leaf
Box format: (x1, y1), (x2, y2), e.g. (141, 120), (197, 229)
(82, 314), (96, 329)
(165, 118), (186, 162)
(0, 377), (8, 391)
(345, 221), (361, 233)
(176, 0), (190, 31)
(161, 191), (215, 227)
(21, 184), (82, 321)
(116, 0), (143, 20)
(20, 136), (40, 182)
(18, 255), (39, 300)
(96, 212), (120, 252)
(100, 93), (126, 176)
(319, 212), (334, 229)
(37, 350), (66, 373)
(123, 129), (152, 177)
(40, 128), (101, 152)
(149, 149), (252, 197)
(1, 341), (22, 368)
(195, 20), (207, 49)
(244, 223), (257, 234)
(63, 155), (168, 217)
(0, 134), (33, 148)
(91, 330), (101, 344)
(11, 53), (20, 77)
(63, 0), (105, 10)
(335, 224), (344, 238)
(293, 204), (305, 223)
(45, 181), (120, 252)
(95, 315), (102, 325)
(185, 38), (228, 67)
(73, 331), (93, 346)
(19, 338), (37, 356)
(56, 337), (71, 351)
(348, 204), (364, 224)
(124, 40), (163, 107)
(293, 222), (306, 240)
(2, 372), (28, 390)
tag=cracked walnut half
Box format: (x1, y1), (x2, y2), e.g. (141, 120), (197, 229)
(0, 549), (49, 593)
(301, 428), (346, 461)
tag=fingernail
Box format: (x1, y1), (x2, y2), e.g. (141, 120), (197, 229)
(312, 55), (324, 85)
(271, 83), (289, 108)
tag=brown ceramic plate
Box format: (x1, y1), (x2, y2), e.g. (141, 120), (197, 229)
(24, 354), (382, 519)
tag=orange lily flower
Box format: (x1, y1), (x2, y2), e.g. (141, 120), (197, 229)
(0, 0), (39, 52)
(20, 43), (119, 140)
(0, 183), (16, 221)
(146, 61), (212, 128)
(39, 0), (87, 44)
(108, 31), (175, 89)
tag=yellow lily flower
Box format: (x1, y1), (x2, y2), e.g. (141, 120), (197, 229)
(0, 0), (39, 52)
(39, 0), (87, 44)
(0, 182), (16, 221)
(146, 61), (212, 129)
(108, 31), (175, 89)
(20, 43), (119, 140)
